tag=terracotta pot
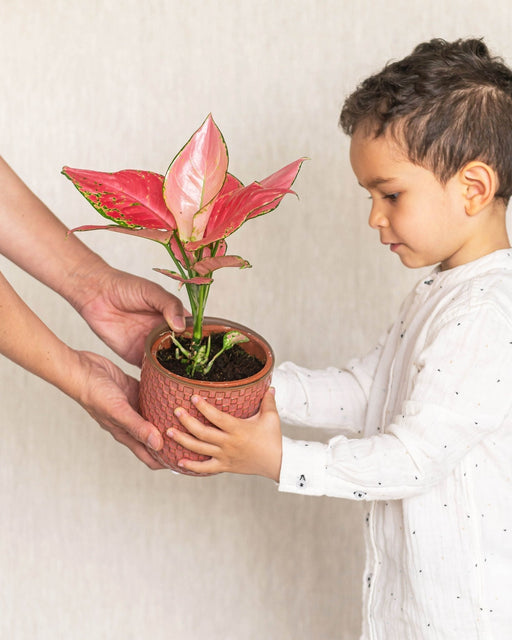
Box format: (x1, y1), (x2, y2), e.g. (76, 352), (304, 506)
(139, 317), (274, 475)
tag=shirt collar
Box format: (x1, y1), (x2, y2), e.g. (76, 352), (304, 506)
(418, 248), (512, 290)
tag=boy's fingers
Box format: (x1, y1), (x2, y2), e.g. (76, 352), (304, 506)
(190, 390), (277, 429)
(173, 406), (225, 444)
(188, 395), (238, 432)
(177, 457), (221, 475)
(168, 427), (217, 457)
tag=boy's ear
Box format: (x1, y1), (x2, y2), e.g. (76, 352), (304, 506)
(459, 161), (498, 216)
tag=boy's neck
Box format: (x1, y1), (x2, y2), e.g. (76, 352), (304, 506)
(441, 201), (510, 270)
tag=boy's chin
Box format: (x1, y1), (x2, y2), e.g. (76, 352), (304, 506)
(396, 252), (436, 270)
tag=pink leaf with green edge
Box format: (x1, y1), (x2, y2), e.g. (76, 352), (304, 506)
(69, 224), (173, 244)
(213, 239), (228, 257)
(168, 234), (195, 268)
(185, 183), (293, 250)
(62, 167), (176, 230)
(185, 158), (306, 250)
(154, 269), (213, 287)
(186, 172), (242, 248)
(218, 172), (243, 195)
(192, 255), (251, 276)
(168, 235), (228, 269)
(163, 114), (228, 242)
(247, 157), (307, 219)
(187, 172), (243, 241)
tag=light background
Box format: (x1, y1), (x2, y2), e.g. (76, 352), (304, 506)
(1, 1), (511, 638)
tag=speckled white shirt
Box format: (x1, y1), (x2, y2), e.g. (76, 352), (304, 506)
(273, 249), (512, 640)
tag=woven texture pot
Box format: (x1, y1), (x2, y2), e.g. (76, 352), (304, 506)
(139, 317), (274, 475)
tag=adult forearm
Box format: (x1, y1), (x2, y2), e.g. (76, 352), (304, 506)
(0, 156), (107, 309)
(0, 271), (167, 466)
(0, 272), (81, 397)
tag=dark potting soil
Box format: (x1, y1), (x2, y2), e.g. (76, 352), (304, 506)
(156, 332), (264, 382)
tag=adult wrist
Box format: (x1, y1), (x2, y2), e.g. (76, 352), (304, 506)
(57, 250), (111, 315)
(45, 343), (88, 402)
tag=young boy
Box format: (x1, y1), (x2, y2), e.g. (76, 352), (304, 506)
(168, 38), (512, 638)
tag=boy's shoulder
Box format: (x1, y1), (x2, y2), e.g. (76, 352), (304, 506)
(409, 251), (512, 333)
(468, 266), (512, 316)
(435, 252), (512, 327)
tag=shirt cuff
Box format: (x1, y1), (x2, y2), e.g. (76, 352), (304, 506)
(278, 436), (328, 496)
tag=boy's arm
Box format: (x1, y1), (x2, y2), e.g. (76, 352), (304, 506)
(280, 305), (512, 498)
(273, 340), (385, 435)
(169, 335), (388, 479)
(172, 303), (512, 497)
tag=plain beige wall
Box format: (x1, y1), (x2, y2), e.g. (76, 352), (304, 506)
(1, 1), (511, 638)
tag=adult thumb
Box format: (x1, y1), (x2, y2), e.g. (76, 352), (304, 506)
(259, 387), (278, 414)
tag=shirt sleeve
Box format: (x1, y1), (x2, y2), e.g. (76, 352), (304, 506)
(272, 332), (387, 435)
(279, 302), (512, 499)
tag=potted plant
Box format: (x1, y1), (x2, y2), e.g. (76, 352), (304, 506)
(62, 115), (305, 474)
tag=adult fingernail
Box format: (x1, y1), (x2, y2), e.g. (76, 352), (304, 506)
(147, 432), (162, 451)
(173, 316), (185, 331)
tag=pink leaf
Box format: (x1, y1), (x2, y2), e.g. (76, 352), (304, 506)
(69, 224), (173, 244)
(153, 269), (213, 287)
(163, 115), (228, 242)
(258, 158), (307, 190)
(185, 183), (292, 250)
(219, 172), (243, 195)
(192, 255), (251, 276)
(214, 239), (228, 257)
(62, 167), (176, 230)
(188, 173), (242, 247)
(248, 157), (307, 219)
(185, 158), (306, 250)
(167, 235), (228, 269)
(168, 234), (195, 267)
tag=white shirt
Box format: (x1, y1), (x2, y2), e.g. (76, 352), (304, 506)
(273, 249), (512, 640)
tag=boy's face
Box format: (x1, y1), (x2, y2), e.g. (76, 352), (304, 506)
(349, 128), (472, 270)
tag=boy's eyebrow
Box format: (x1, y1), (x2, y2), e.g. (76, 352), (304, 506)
(358, 177), (398, 189)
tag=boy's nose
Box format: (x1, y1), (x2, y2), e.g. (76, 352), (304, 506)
(368, 205), (389, 229)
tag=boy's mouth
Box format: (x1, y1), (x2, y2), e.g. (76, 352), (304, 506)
(382, 240), (402, 252)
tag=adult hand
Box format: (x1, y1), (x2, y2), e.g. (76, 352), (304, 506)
(0, 272), (166, 468)
(0, 157), (185, 367)
(73, 349), (166, 469)
(75, 266), (186, 366)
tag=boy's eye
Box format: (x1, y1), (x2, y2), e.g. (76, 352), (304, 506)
(366, 192), (400, 202)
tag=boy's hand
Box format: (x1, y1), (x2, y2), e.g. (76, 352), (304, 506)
(168, 389), (282, 481)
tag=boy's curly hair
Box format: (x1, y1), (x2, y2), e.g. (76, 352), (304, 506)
(339, 38), (512, 202)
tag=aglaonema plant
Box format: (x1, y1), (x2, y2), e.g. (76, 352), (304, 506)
(62, 114), (305, 377)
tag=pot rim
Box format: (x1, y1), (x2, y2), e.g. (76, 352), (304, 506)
(144, 317), (274, 389)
